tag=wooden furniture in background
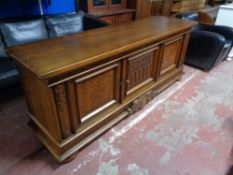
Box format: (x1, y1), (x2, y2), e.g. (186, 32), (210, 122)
(128, 0), (152, 19)
(128, 0), (174, 19)
(8, 17), (195, 163)
(198, 11), (214, 24)
(172, 0), (206, 13)
(161, 0), (175, 16)
(79, 0), (135, 24)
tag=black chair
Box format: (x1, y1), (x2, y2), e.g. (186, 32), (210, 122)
(175, 12), (233, 71)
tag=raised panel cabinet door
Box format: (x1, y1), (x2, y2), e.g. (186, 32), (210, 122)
(68, 62), (121, 124)
(158, 36), (183, 77)
(122, 45), (160, 97)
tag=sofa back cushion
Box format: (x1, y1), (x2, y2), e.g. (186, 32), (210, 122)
(45, 12), (84, 38)
(0, 19), (48, 47)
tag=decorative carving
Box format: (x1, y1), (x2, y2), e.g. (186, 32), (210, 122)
(127, 52), (154, 90)
(127, 89), (158, 115)
(53, 84), (72, 139)
(54, 84), (67, 105)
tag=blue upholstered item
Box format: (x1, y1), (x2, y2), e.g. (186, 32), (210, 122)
(45, 12), (84, 37)
(0, 19), (48, 47)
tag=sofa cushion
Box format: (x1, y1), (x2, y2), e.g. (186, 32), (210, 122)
(45, 12), (84, 38)
(0, 19), (48, 47)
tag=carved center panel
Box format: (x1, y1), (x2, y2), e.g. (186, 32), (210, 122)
(126, 52), (154, 92)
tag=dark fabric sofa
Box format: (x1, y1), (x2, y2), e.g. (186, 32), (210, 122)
(175, 12), (233, 71)
(0, 11), (108, 102)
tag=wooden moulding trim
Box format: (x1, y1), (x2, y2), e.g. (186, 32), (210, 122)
(28, 112), (61, 149)
(60, 104), (125, 147)
(53, 84), (72, 139)
(81, 100), (117, 123)
(157, 72), (182, 94)
(179, 33), (191, 67)
(58, 111), (129, 163)
(74, 64), (119, 83)
(127, 78), (154, 95)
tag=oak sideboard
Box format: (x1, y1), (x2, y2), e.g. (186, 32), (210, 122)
(7, 16), (195, 163)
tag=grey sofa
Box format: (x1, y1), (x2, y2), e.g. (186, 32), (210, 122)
(0, 11), (108, 102)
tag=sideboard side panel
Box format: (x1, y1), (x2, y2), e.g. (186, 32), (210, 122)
(18, 67), (62, 141)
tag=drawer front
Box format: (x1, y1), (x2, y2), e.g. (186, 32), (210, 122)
(158, 36), (183, 77)
(99, 16), (115, 24)
(123, 45), (160, 96)
(116, 13), (133, 24)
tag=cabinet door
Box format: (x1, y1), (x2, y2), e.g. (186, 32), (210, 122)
(158, 36), (183, 78)
(68, 62), (121, 124)
(122, 45), (160, 97)
(88, 0), (109, 12)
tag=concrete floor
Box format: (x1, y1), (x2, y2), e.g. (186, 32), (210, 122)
(1, 61), (233, 175)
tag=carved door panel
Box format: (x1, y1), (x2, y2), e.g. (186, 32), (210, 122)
(68, 62), (121, 125)
(122, 45), (160, 97)
(158, 36), (183, 78)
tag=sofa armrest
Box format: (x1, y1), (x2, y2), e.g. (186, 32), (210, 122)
(83, 13), (108, 31)
(186, 31), (226, 70)
(198, 24), (233, 43)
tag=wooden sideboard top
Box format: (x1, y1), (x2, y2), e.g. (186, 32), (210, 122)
(7, 16), (196, 80)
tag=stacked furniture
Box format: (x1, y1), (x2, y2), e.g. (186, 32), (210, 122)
(0, 11), (107, 101)
(129, 0), (174, 19)
(175, 12), (233, 70)
(172, 0), (206, 13)
(79, 0), (135, 24)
